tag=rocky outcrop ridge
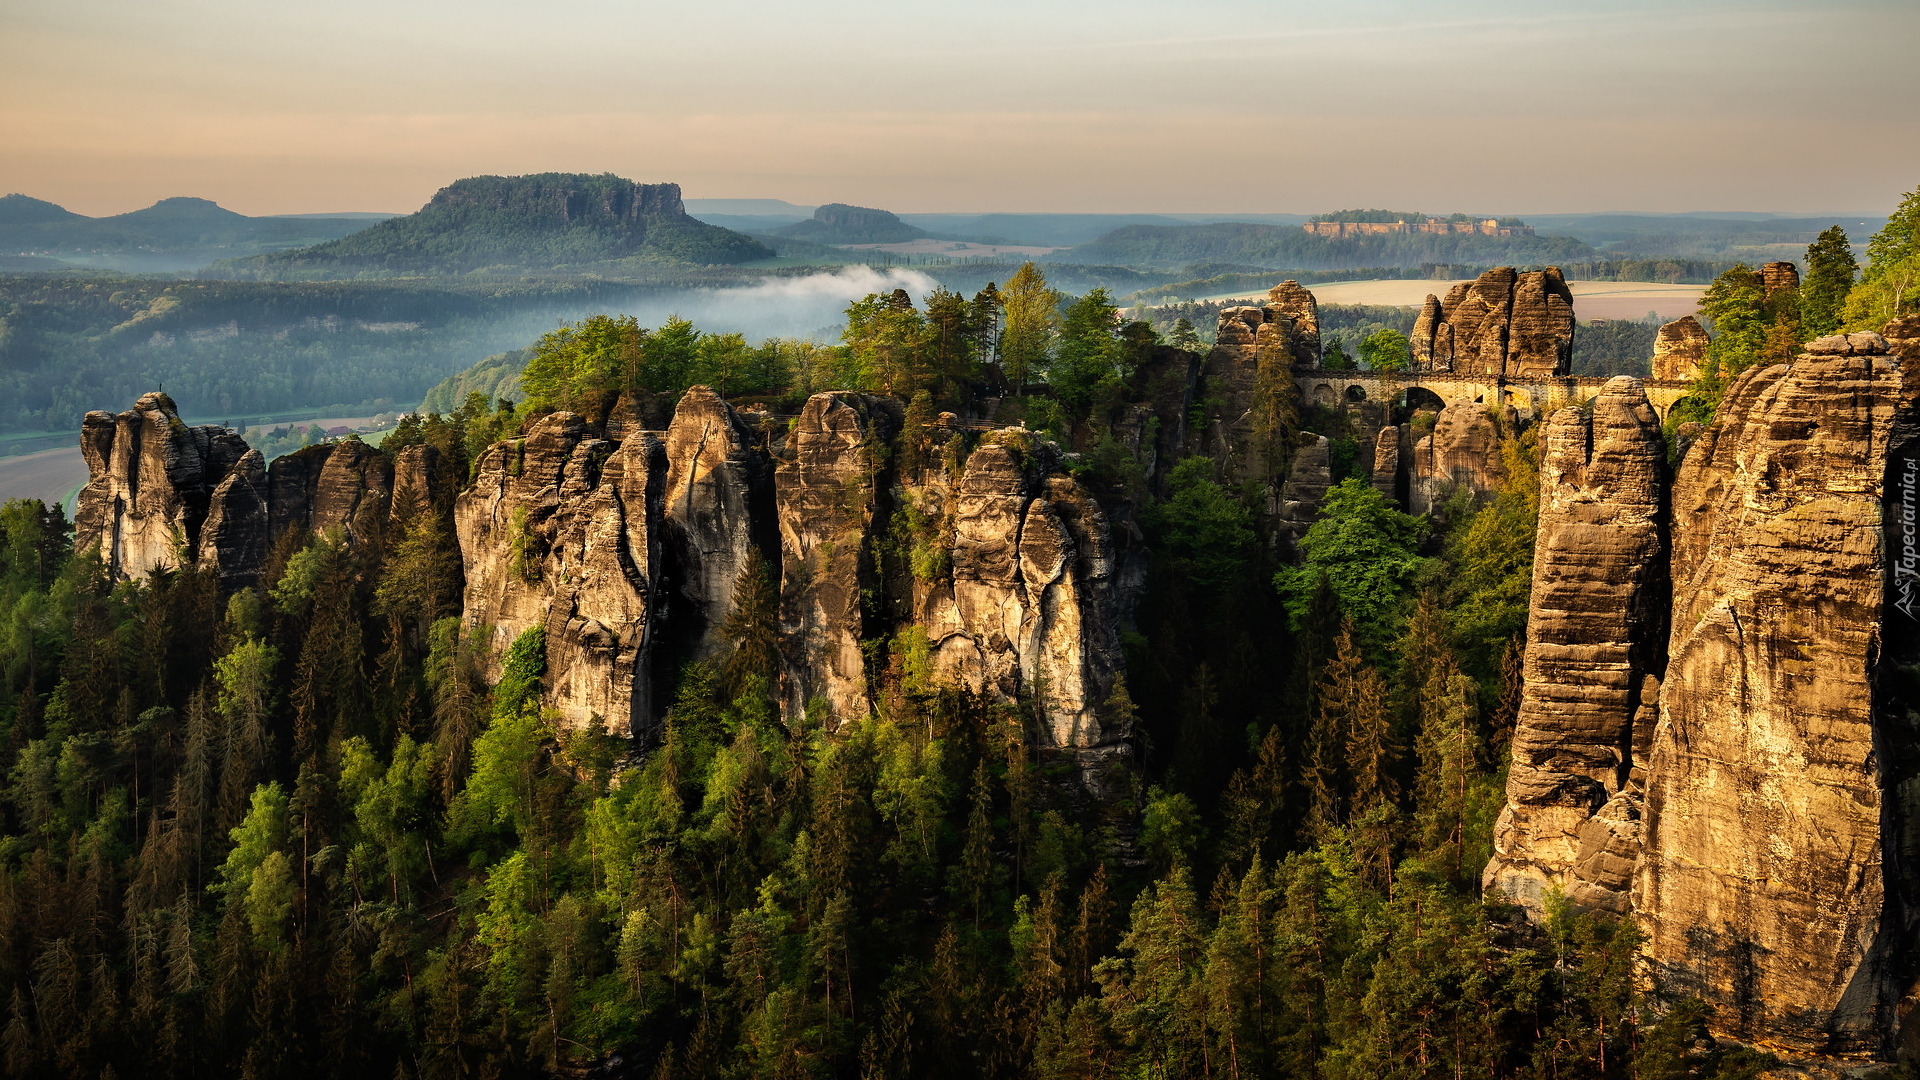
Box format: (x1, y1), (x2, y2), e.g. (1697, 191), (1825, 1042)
(1408, 267), (1574, 377)
(268, 439), (395, 544)
(916, 430), (1122, 748)
(1489, 323), (1920, 1058)
(1650, 316), (1709, 382)
(1484, 377), (1666, 915)
(76, 392), (252, 582)
(1264, 280), (1321, 367)
(455, 412), (668, 736)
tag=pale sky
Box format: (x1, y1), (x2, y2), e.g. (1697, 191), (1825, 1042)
(2, 0), (1915, 217)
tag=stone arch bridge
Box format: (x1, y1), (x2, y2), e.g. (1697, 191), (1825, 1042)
(1295, 368), (1693, 420)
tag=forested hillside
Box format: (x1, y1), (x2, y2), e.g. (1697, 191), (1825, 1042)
(1054, 222), (1597, 270)
(0, 196), (383, 273)
(241, 175), (771, 277)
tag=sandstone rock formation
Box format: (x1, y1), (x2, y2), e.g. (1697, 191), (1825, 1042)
(661, 387), (776, 662)
(1632, 332), (1908, 1054)
(1372, 424), (1407, 505)
(1485, 377), (1666, 915)
(1203, 301), (1311, 490)
(456, 412), (668, 736)
(1409, 267), (1574, 377)
(389, 444), (441, 523)
(267, 439), (395, 544)
(1760, 259), (1800, 303)
(1649, 315), (1709, 382)
(1264, 280), (1321, 367)
(916, 431), (1122, 747)
(1408, 401), (1511, 515)
(1275, 435), (1331, 548)
(195, 449), (270, 588)
(75, 392), (252, 581)
(776, 392), (901, 724)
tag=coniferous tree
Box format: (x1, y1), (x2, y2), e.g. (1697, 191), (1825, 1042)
(1802, 225), (1858, 338)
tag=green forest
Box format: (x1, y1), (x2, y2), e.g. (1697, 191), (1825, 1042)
(0, 186), (1906, 1077)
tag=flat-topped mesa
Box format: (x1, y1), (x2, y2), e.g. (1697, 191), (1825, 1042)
(1485, 376), (1666, 916)
(661, 387), (776, 664)
(777, 392), (902, 725)
(1409, 266), (1574, 377)
(1650, 315), (1710, 382)
(1632, 326), (1918, 1056)
(455, 411), (667, 737)
(76, 392), (253, 583)
(915, 429), (1123, 748)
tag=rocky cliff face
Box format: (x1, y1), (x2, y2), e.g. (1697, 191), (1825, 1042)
(75, 392), (252, 582)
(1203, 304), (1304, 489)
(1408, 402), (1511, 515)
(1484, 377), (1666, 916)
(661, 387), (775, 663)
(196, 449), (270, 588)
(776, 393), (901, 725)
(1650, 316), (1709, 382)
(1264, 280), (1321, 367)
(1634, 331), (1909, 1055)
(268, 439), (395, 544)
(915, 431), (1122, 748)
(1487, 324), (1920, 1059)
(1409, 267), (1574, 377)
(455, 412), (668, 736)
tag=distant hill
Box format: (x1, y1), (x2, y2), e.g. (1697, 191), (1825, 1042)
(775, 204), (925, 245)
(0, 195), (389, 271)
(1523, 211), (1887, 261)
(246, 173), (771, 276)
(1052, 221), (1596, 270)
(0, 195), (81, 226)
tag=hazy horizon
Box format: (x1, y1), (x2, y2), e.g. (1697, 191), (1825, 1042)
(5, 0), (1916, 219)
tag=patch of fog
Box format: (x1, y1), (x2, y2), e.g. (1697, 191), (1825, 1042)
(604, 266), (941, 342)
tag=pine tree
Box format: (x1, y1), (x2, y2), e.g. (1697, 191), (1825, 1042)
(1801, 225), (1858, 338)
(999, 263), (1059, 392)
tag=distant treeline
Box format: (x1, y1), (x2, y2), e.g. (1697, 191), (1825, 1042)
(1050, 221), (1597, 271)
(0, 274), (648, 432)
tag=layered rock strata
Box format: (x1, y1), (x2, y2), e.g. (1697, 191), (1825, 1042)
(1204, 304), (1309, 487)
(1372, 424), (1407, 506)
(1264, 280), (1321, 367)
(1633, 331), (1908, 1054)
(1650, 316), (1710, 382)
(1489, 325), (1920, 1058)
(76, 392), (252, 581)
(1275, 436), (1332, 548)
(1484, 377), (1666, 915)
(1409, 266), (1575, 377)
(455, 412), (668, 736)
